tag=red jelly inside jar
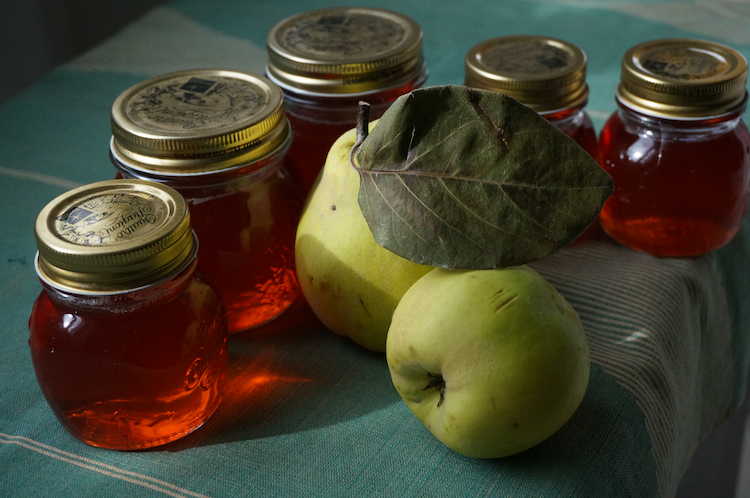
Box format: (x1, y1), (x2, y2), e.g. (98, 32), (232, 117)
(597, 38), (750, 256)
(178, 156), (302, 332)
(30, 261), (227, 450)
(281, 79), (427, 193)
(266, 6), (429, 193)
(598, 107), (750, 256)
(542, 106), (598, 160)
(110, 69), (303, 333)
(29, 180), (227, 450)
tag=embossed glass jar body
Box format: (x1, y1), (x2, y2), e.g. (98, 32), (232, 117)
(29, 180), (228, 450)
(30, 259), (227, 450)
(598, 39), (750, 256)
(109, 70), (302, 332)
(464, 35), (598, 159)
(266, 7), (429, 193)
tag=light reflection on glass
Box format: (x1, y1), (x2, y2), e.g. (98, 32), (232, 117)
(627, 136), (654, 162)
(62, 313), (81, 330)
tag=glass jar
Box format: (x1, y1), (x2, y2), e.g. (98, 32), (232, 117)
(266, 7), (429, 193)
(109, 70), (302, 333)
(464, 35), (598, 158)
(29, 180), (227, 450)
(598, 39), (750, 257)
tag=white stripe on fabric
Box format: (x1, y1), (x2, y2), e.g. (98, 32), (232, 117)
(531, 240), (734, 498)
(0, 433), (210, 498)
(0, 165), (83, 190)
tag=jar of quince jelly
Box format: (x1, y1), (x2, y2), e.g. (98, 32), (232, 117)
(109, 70), (302, 333)
(29, 180), (227, 450)
(598, 39), (750, 257)
(464, 35), (598, 158)
(266, 7), (429, 193)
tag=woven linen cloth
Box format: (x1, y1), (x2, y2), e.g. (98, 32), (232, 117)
(2, 0), (750, 496)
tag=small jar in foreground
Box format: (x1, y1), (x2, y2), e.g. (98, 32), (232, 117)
(598, 38), (750, 257)
(464, 35), (598, 158)
(110, 70), (302, 333)
(29, 180), (227, 450)
(266, 7), (429, 193)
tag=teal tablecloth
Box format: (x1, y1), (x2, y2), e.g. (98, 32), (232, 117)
(2, 1), (750, 497)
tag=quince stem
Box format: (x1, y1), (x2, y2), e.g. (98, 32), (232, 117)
(349, 101), (371, 171)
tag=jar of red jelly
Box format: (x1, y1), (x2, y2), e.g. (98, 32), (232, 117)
(598, 39), (750, 257)
(464, 35), (598, 158)
(29, 180), (227, 450)
(266, 7), (429, 193)
(109, 70), (302, 333)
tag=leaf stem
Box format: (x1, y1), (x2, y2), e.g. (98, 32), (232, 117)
(349, 101), (371, 171)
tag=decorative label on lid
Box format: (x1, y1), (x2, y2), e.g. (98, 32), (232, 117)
(278, 13), (407, 60)
(54, 192), (166, 246)
(125, 76), (270, 133)
(639, 48), (724, 80)
(481, 41), (571, 75)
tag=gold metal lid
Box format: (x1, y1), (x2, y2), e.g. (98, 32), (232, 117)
(266, 7), (427, 95)
(464, 35), (588, 113)
(111, 69), (289, 174)
(617, 38), (749, 119)
(34, 180), (197, 294)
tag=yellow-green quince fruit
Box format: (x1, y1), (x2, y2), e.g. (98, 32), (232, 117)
(295, 122), (433, 352)
(386, 266), (590, 458)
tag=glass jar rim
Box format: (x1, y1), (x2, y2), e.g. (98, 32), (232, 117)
(34, 245), (198, 297)
(266, 61), (429, 98)
(109, 121), (292, 176)
(615, 92), (748, 121)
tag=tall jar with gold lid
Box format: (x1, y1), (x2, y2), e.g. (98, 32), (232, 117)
(266, 7), (429, 193)
(109, 69), (302, 333)
(598, 39), (750, 256)
(29, 179), (227, 450)
(464, 35), (598, 158)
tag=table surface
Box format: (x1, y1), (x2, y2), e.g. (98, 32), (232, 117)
(2, 1), (750, 497)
